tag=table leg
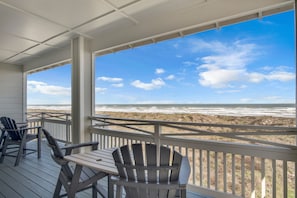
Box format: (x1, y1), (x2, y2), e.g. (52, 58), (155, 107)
(37, 127), (41, 158)
(108, 175), (113, 198)
(68, 164), (82, 198)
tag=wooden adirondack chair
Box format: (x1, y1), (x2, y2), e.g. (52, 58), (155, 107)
(43, 129), (107, 198)
(0, 116), (41, 166)
(112, 143), (191, 198)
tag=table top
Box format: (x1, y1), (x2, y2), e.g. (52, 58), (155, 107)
(64, 148), (118, 175)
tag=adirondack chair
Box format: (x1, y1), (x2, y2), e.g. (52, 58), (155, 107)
(0, 116), (41, 166)
(43, 129), (107, 198)
(112, 143), (191, 198)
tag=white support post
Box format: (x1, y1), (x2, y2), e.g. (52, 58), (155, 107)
(71, 36), (93, 145)
(23, 72), (27, 122)
(295, 0), (297, 145)
(154, 124), (161, 166)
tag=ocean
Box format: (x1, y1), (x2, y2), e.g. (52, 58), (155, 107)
(27, 103), (296, 118)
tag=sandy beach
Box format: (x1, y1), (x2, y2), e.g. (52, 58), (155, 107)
(28, 109), (296, 145)
(28, 108), (296, 127)
(96, 111), (296, 127)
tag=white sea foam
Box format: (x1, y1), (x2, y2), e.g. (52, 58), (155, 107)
(27, 104), (296, 118)
(28, 105), (71, 111)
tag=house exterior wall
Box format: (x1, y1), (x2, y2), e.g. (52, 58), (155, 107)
(0, 63), (25, 122)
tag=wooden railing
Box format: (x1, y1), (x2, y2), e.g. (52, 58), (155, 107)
(89, 115), (297, 198)
(26, 112), (72, 143)
(26, 112), (297, 198)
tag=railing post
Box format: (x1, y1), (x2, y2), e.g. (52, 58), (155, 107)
(66, 114), (71, 143)
(41, 112), (45, 128)
(154, 123), (161, 166)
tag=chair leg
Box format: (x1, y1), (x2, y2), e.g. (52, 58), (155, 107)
(116, 185), (122, 198)
(23, 142), (27, 157)
(0, 137), (8, 163)
(92, 182), (98, 198)
(180, 189), (187, 198)
(15, 140), (26, 166)
(53, 178), (62, 198)
(0, 131), (5, 147)
(37, 129), (41, 159)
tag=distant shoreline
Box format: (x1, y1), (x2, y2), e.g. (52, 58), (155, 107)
(27, 103), (296, 118)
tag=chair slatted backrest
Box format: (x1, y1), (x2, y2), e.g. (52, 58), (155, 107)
(43, 129), (65, 163)
(0, 117), (22, 140)
(113, 143), (184, 198)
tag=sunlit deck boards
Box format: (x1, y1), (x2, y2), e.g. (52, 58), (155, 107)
(0, 140), (103, 198)
(0, 140), (204, 198)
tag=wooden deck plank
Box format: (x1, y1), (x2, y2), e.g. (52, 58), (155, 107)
(0, 140), (205, 198)
(0, 167), (40, 198)
(3, 167), (53, 198)
(0, 173), (23, 198)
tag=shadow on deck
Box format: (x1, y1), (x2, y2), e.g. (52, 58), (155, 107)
(0, 140), (205, 198)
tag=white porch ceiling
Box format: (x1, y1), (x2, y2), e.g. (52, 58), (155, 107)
(0, 0), (294, 69)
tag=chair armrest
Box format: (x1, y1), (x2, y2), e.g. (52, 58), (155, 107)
(19, 126), (42, 136)
(16, 122), (28, 128)
(20, 126), (41, 130)
(62, 141), (99, 155)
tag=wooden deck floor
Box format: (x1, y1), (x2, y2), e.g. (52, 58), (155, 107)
(0, 140), (205, 198)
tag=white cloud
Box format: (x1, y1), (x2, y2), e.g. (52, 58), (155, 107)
(155, 68), (165, 74)
(265, 71), (295, 81)
(166, 75), (175, 80)
(261, 66), (273, 71)
(95, 87), (107, 93)
(216, 89), (241, 94)
(27, 81), (70, 96)
(246, 71), (295, 83)
(199, 69), (244, 88)
(183, 61), (198, 66)
(97, 76), (123, 82)
(112, 83), (124, 87)
(193, 39), (294, 88)
(198, 42), (255, 70)
(246, 72), (265, 83)
(131, 78), (165, 90)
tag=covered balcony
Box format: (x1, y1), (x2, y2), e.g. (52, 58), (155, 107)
(0, 0), (296, 197)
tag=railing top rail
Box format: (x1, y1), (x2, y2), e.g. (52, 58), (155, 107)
(90, 126), (297, 161)
(27, 112), (71, 116)
(27, 112), (71, 121)
(90, 115), (297, 131)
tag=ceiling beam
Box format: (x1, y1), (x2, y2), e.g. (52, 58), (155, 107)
(0, 0), (93, 39)
(102, 0), (139, 24)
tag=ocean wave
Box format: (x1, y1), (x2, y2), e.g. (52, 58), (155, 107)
(27, 104), (295, 118)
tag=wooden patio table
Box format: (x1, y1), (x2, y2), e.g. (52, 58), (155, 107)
(64, 147), (118, 198)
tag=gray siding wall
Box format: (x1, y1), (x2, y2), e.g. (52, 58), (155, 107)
(0, 63), (24, 122)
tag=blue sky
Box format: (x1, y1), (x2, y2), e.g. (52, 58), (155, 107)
(28, 11), (295, 105)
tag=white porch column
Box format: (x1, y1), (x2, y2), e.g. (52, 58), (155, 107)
(71, 36), (94, 144)
(294, 0), (297, 145)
